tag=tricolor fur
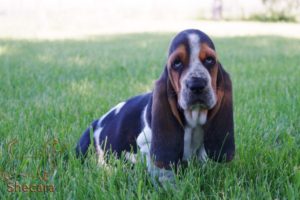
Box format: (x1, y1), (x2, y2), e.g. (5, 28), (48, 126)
(76, 29), (235, 182)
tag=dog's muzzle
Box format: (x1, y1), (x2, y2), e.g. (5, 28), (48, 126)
(184, 77), (216, 110)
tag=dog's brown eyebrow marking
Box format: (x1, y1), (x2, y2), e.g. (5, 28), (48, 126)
(167, 45), (189, 95)
(168, 45), (188, 67)
(199, 43), (216, 61)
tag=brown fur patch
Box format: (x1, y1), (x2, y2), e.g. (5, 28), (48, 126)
(200, 43), (218, 91)
(167, 45), (188, 94)
(151, 70), (184, 167)
(200, 43), (216, 62)
(199, 43), (224, 121)
(207, 64), (225, 121)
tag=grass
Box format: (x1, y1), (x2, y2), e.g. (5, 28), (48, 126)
(0, 33), (300, 199)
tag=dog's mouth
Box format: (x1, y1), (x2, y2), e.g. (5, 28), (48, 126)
(188, 102), (208, 110)
(178, 87), (217, 111)
(186, 94), (216, 110)
(184, 106), (208, 126)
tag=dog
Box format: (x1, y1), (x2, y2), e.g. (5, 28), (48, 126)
(76, 29), (235, 183)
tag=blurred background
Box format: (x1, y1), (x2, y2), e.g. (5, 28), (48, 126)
(0, 0), (299, 39)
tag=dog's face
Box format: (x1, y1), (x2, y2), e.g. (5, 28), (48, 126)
(167, 30), (218, 113)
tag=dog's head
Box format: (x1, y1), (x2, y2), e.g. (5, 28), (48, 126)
(151, 29), (235, 167)
(166, 30), (220, 124)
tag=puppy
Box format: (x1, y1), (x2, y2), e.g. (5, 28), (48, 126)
(76, 29), (235, 183)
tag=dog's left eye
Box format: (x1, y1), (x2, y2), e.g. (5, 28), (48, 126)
(204, 56), (216, 66)
(172, 58), (183, 70)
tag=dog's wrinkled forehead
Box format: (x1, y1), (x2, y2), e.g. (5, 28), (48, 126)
(168, 29), (215, 56)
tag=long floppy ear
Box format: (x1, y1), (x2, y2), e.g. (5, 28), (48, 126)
(150, 67), (184, 169)
(203, 62), (235, 162)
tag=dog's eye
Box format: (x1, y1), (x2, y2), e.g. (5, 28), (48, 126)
(204, 56), (216, 66)
(172, 58), (183, 70)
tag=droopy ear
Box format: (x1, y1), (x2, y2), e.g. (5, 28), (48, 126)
(150, 67), (184, 169)
(203, 62), (235, 162)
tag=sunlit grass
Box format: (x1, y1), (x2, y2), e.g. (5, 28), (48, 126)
(0, 34), (299, 199)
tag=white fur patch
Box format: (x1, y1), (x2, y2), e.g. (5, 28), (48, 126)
(188, 33), (201, 63)
(192, 110), (199, 122)
(125, 152), (137, 164)
(136, 105), (174, 182)
(183, 126), (205, 161)
(183, 108), (207, 162)
(97, 101), (126, 127)
(137, 105), (152, 157)
(93, 101), (125, 165)
(199, 110), (208, 125)
(94, 127), (103, 153)
(114, 102), (125, 114)
(184, 109), (207, 128)
(94, 127), (106, 165)
(94, 106), (113, 164)
(183, 127), (193, 160)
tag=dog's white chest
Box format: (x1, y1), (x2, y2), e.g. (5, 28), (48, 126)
(183, 109), (208, 161)
(183, 126), (206, 161)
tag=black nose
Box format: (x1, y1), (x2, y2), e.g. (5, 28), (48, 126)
(186, 77), (207, 93)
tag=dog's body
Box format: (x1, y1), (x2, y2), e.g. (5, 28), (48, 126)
(76, 29), (235, 182)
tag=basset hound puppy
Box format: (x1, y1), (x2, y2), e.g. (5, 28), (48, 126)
(76, 29), (235, 183)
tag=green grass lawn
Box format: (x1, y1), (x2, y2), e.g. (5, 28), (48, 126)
(0, 34), (300, 199)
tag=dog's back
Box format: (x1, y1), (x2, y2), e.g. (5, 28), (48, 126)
(75, 93), (151, 158)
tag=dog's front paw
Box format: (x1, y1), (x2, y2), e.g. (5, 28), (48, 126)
(147, 162), (176, 188)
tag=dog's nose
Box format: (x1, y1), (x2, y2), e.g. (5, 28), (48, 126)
(186, 77), (207, 93)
